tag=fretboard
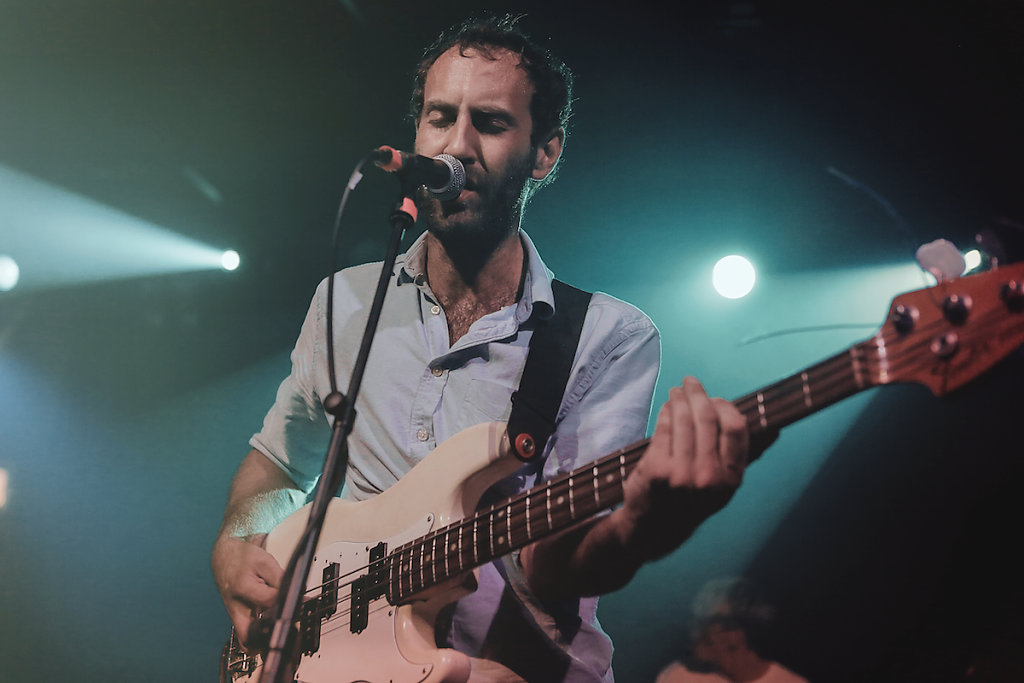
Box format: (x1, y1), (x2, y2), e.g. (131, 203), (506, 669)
(385, 336), (882, 604)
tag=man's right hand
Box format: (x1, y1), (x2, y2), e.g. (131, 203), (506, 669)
(212, 533), (284, 650)
(212, 449), (305, 649)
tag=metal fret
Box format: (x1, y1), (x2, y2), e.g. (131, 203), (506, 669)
(491, 505), (499, 557)
(504, 504), (512, 549)
(457, 522), (465, 573)
(429, 534), (437, 585)
(401, 547), (411, 597)
(415, 540), (423, 589)
(388, 553), (398, 601)
(852, 343), (869, 387)
(874, 335), (888, 385)
(525, 493), (532, 540)
(442, 528), (450, 580)
(545, 487), (553, 531)
(568, 474), (576, 519)
(472, 516), (480, 565)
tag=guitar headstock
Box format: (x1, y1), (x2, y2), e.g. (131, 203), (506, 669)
(873, 262), (1024, 396)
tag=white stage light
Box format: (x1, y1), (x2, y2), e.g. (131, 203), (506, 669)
(221, 250), (240, 271)
(0, 255), (19, 291)
(963, 249), (982, 272)
(712, 255), (756, 299)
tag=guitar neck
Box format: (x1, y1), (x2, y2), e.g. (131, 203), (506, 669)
(385, 337), (882, 603)
(735, 335), (882, 434)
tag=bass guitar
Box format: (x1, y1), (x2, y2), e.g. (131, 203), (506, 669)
(221, 261), (1024, 683)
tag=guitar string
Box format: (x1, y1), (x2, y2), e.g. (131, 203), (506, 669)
(305, 463), (637, 634)
(310, 467), (644, 631)
(734, 331), (904, 426)
(296, 333), (891, 616)
(737, 304), (1014, 429)
(295, 331), (952, 629)
(226, 281), (1021, 657)
(236, 276), (1021, 655)
(295, 301), (1016, 625)
(298, 351), (885, 621)
(742, 302), (981, 417)
(305, 335), (878, 606)
(297, 438), (648, 600)
(733, 347), (869, 420)
(297, 447), (648, 624)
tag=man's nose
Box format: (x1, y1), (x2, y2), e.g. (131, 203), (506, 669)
(442, 115), (477, 164)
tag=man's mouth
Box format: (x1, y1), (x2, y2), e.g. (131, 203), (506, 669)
(443, 185), (475, 203)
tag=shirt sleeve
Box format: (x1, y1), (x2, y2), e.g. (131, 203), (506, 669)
(543, 292), (662, 480)
(249, 278), (332, 492)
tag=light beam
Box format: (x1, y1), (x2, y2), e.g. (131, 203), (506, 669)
(0, 164), (234, 292)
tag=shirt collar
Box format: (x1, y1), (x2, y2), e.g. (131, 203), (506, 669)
(396, 229), (556, 321)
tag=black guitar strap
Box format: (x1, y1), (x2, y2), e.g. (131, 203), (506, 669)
(507, 279), (593, 462)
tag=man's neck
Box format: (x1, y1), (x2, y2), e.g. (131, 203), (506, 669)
(424, 229), (525, 344)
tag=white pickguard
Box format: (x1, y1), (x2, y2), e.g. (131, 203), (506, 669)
(296, 529), (432, 683)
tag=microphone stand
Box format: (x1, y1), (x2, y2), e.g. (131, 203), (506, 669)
(257, 186), (419, 683)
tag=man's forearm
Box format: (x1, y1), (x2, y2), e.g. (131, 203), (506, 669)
(518, 508), (653, 600)
(217, 448), (307, 540)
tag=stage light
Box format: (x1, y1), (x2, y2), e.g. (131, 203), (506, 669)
(221, 250), (240, 271)
(0, 255), (19, 291)
(712, 254), (756, 299)
(1, 164), (236, 292)
(963, 248), (982, 273)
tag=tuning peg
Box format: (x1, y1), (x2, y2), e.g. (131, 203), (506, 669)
(1001, 279), (1024, 312)
(891, 304), (917, 333)
(942, 294), (971, 325)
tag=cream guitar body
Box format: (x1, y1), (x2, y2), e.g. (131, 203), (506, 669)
(224, 422), (524, 683)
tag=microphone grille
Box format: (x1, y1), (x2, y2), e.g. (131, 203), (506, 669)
(430, 154), (466, 200)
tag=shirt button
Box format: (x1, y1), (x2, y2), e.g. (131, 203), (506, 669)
(416, 428), (430, 442)
(430, 304), (441, 315)
(431, 366), (443, 377)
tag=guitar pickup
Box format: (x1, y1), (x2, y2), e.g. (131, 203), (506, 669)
(298, 562), (340, 655)
(349, 542), (387, 633)
(321, 561), (339, 619)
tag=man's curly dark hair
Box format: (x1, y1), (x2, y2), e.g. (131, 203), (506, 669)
(409, 14), (574, 198)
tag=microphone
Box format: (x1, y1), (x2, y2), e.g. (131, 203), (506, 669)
(371, 146), (466, 201)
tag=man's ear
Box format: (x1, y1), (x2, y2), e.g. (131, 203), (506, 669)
(532, 127), (565, 181)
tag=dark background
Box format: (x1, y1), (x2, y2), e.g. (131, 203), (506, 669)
(1, 2), (1022, 681)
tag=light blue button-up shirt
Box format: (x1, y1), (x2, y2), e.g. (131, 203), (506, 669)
(252, 229), (660, 681)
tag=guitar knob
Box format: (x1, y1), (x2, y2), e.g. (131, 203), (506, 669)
(1001, 279), (1024, 312)
(942, 294), (971, 325)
